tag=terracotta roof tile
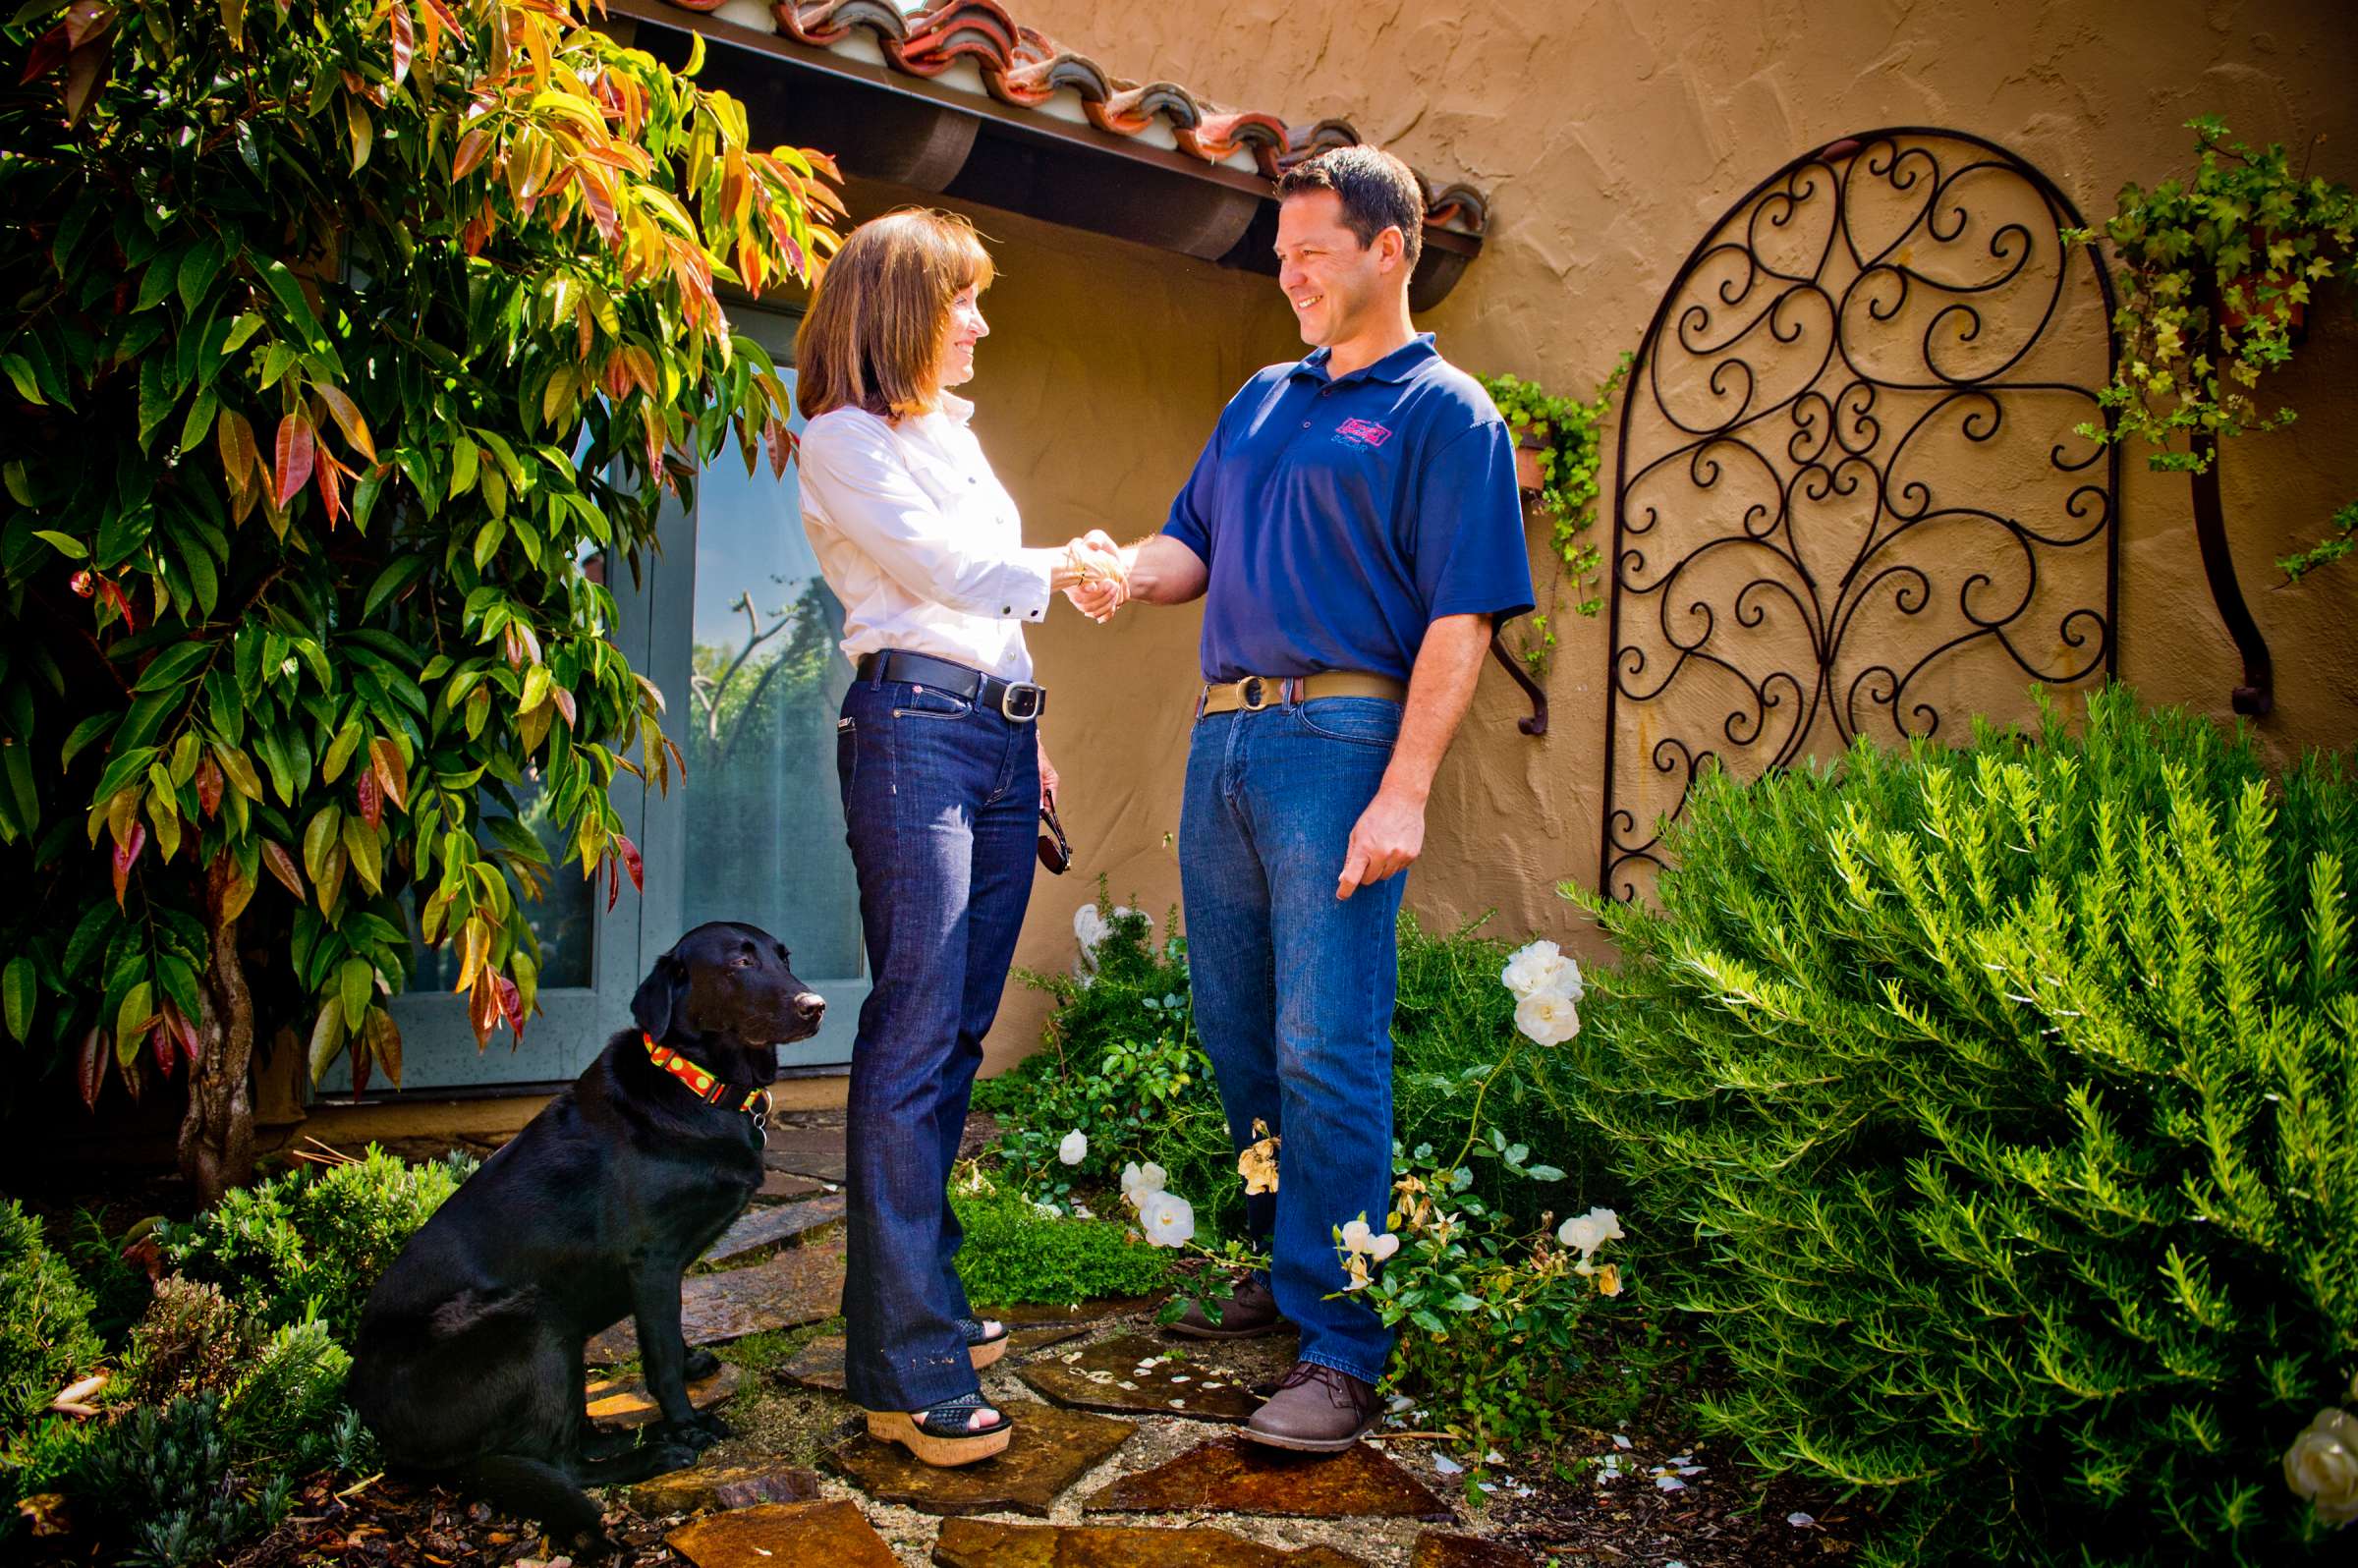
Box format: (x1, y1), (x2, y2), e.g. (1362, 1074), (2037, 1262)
(667, 0), (1493, 236)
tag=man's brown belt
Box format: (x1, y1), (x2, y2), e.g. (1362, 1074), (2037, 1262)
(1198, 672), (1407, 716)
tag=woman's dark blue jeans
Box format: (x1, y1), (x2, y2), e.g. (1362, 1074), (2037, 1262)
(834, 671), (1039, 1414)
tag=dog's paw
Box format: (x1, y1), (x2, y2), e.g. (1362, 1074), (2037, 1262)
(690, 1409), (734, 1441)
(643, 1439), (702, 1477)
(682, 1347), (722, 1381)
(658, 1418), (725, 1455)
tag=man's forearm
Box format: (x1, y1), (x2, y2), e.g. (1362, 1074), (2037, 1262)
(1380, 614), (1493, 804)
(1122, 534), (1210, 605)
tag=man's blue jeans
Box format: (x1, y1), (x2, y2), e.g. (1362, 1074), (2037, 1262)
(1181, 697), (1406, 1386)
(835, 673), (1039, 1414)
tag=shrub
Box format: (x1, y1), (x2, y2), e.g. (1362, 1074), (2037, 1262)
(949, 1180), (1172, 1307)
(1570, 687), (2358, 1564)
(159, 1146), (475, 1340)
(979, 896), (1235, 1229)
(0, 1199), (102, 1428)
(220, 1318), (354, 1468)
(71, 1393), (293, 1568)
(119, 1277), (248, 1407)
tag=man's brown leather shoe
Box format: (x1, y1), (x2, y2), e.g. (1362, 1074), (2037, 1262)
(1241, 1361), (1380, 1452)
(1167, 1270), (1286, 1340)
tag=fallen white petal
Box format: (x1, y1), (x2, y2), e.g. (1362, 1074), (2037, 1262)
(1788, 1512), (1818, 1528)
(1432, 1454), (1464, 1475)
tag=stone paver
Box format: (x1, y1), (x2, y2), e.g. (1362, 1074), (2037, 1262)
(704, 1193), (848, 1264)
(628, 1462), (823, 1516)
(761, 1125), (849, 1185)
(587, 1233), (845, 1364)
(759, 1169), (831, 1202)
(1007, 1322), (1092, 1355)
(665, 1499), (895, 1568)
(584, 1363), (741, 1427)
(1017, 1333), (1259, 1424)
(1410, 1532), (1537, 1567)
(1083, 1434), (1451, 1521)
(932, 1517), (1368, 1566)
(825, 1400), (1136, 1518)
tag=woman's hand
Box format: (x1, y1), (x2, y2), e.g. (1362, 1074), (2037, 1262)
(1055, 532), (1130, 621)
(1038, 735), (1060, 809)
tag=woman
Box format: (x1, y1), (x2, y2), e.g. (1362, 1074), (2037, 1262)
(793, 209), (1117, 1467)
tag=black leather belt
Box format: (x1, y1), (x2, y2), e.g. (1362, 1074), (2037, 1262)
(856, 649), (1046, 722)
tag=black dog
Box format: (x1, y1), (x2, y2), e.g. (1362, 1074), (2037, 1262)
(350, 923), (824, 1552)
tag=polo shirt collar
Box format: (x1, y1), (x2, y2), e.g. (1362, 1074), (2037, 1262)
(1290, 332), (1438, 387)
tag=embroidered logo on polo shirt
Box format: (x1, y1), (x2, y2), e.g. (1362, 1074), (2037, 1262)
(1331, 418), (1394, 449)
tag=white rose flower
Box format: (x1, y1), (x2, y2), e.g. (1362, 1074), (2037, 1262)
(1556, 1205), (1624, 1259)
(1120, 1160), (1167, 1206)
(1369, 1231), (1400, 1261)
(1501, 939), (1583, 1003)
(1138, 1190), (1196, 1248)
(1057, 1129), (1088, 1166)
(2285, 1407), (2358, 1527)
(1340, 1217), (1376, 1254)
(1514, 988), (1582, 1045)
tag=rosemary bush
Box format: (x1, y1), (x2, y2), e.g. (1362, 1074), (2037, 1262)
(1570, 686), (2358, 1564)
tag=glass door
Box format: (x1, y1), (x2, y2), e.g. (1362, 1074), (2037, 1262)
(636, 307), (864, 1068)
(337, 305), (857, 1095)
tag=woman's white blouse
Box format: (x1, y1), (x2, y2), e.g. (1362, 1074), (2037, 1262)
(796, 392), (1060, 684)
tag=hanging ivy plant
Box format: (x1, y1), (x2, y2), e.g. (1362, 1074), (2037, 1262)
(2065, 116), (2354, 577)
(1480, 354), (1631, 676)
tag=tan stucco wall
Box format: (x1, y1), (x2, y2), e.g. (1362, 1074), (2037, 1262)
(869, 0), (2358, 1069)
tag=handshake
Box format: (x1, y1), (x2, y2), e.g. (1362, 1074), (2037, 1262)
(1053, 530), (1134, 624)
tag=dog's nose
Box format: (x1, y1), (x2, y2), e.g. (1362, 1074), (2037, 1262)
(794, 992), (825, 1023)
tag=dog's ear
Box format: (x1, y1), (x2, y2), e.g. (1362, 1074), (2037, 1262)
(632, 949), (686, 1041)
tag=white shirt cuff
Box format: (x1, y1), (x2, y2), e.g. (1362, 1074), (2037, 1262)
(1001, 548), (1060, 623)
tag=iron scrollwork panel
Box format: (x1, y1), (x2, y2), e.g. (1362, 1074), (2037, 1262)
(1600, 129), (2121, 901)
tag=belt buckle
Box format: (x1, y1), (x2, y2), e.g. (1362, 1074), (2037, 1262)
(1000, 682), (1044, 722)
(1239, 676), (1269, 712)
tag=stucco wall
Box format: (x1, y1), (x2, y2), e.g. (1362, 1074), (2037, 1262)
(870, 0), (2358, 1068)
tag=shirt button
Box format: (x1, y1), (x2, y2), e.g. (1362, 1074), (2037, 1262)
(1301, 420), (1311, 428)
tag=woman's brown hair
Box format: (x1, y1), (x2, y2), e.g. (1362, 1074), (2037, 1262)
(794, 209), (994, 420)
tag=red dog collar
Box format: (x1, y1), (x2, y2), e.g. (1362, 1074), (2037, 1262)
(644, 1035), (773, 1122)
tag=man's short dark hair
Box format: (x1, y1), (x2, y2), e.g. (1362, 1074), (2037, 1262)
(1275, 145), (1426, 273)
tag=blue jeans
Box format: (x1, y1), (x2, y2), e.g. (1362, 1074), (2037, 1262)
(1180, 697), (1407, 1385)
(835, 671), (1039, 1413)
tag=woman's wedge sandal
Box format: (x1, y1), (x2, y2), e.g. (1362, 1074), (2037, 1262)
(961, 1316), (1009, 1371)
(865, 1391), (1012, 1467)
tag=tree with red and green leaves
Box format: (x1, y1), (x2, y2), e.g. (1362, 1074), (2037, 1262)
(0, 0), (842, 1202)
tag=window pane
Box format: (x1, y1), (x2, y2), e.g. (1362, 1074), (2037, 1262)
(407, 773), (597, 990)
(677, 364), (864, 980)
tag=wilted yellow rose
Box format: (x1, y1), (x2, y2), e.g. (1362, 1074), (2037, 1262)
(1237, 1119), (1281, 1196)
(2283, 1407), (2358, 1527)
(1595, 1263), (1622, 1298)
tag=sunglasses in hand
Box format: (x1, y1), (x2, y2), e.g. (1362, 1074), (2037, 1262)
(1038, 789), (1072, 875)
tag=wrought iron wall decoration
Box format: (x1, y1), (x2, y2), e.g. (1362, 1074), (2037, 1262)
(1600, 129), (2121, 900)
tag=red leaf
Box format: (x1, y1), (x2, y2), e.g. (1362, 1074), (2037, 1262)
(19, 20), (71, 84)
(616, 832), (644, 894)
(260, 839), (304, 899)
(69, 569), (93, 597)
(61, 39), (109, 127)
(171, 1003), (203, 1068)
(273, 414), (315, 508)
(151, 1005), (180, 1076)
(467, 973), (501, 1048)
(316, 447), (343, 527)
(451, 126), (490, 181)
(605, 854), (620, 913)
(549, 687), (576, 729)
(111, 821), (146, 908)
(368, 738), (409, 812)
(195, 753), (223, 818)
(496, 975), (525, 1044)
(76, 1027), (104, 1110)
(578, 164), (620, 246)
(97, 577), (138, 631)
(388, 0), (414, 85)
(356, 764), (382, 829)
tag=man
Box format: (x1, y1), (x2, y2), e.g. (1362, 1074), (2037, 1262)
(1072, 145), (1533, 1452)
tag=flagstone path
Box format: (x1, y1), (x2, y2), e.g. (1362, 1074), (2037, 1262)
(577, 1112), (1550, 1567)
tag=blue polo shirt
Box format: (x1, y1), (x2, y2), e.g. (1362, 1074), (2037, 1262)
(1162, 333), (1533, 685)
